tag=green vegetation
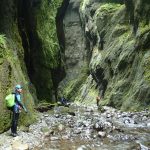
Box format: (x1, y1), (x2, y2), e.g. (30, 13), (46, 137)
(78, 0), (150, 111)
(35, 101), (57, 112)
(139, 22), (150, 35)
(143, 55), (150, 84)
(0, 0), (37, 132)
(0, 35), (6, 47)
(62, 74), (88, 101)
(0, 36), (37, 132)
(41, 127), (49, 133)
(0, 111), (11, 133)
(35, 0), (63, 68)
(98, 3), (121, 13)
(31, 0), (64, 102)
(0, 34), (6, 64)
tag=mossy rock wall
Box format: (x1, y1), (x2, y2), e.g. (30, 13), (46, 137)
(20, 0), (63, 102)
(0, 0), (65, 132)
(75, 0), (150, 110)
(0, 0), (36, 133)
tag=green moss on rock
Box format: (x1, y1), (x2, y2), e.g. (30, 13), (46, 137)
(28, 0), (63, 102)
(143, 52), (150, 84)
(78, 0), (150, 111)
(0, 37), (37, 133)
(62, 74), (88, 101)
(0, 0), (37, 133)
(97, 3), (121, 13)
(35, 0), (63, 68)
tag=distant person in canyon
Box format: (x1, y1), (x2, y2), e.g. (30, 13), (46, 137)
(58, 95), (70, 107)
(96, 84), (104, 107)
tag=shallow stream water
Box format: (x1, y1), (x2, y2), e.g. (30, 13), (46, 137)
(0, 104), (149, 150)
(33, 104), (150, 150)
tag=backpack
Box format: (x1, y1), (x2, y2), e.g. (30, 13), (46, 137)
(5, 94), (15, 108)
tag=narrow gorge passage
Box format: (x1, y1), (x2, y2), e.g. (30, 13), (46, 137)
(57, 0), (89, 101)
(0, 0), (150, 149)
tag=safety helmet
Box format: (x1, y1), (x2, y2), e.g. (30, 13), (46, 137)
(15, 84), (22, 90)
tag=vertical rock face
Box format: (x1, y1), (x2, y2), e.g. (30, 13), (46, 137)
(0, 0), (36, 133)
(0, 0), (64, 132)
(75, 0), (150, 110)
(60, 0), (150, 110)
(58, 0), (89, 100)
(18, 0), (64, 102)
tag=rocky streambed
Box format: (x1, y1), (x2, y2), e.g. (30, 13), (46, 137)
(0, 104), (150, 150)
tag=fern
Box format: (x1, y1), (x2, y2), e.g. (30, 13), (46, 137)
(0, 34), (6, 48)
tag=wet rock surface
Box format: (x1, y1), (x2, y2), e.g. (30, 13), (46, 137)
(0, 104), (150, 150)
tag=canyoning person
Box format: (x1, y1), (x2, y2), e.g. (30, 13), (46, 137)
(60, 97), (67, 105)
(7, 85), (27, 137)
(99, 35), (105, 50)
(96, 84), (104, 107)
(58, 96), (70, 107)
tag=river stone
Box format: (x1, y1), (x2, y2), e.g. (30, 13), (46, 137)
(82, 120), (91, 127)
(77, 145), (87, 150)
(128, 143), (141, 150)
(106, 113), (112, 118)
(55, 114), (60, 118)
(124, 119), (130, 124)
(62, 135), (69, 140)
(94, 121), (105, 131)
(12, 141), (29, 150)
(98, 131), (106, 138)
(44, 114), (49, 117)
(50, 136), (60, 141)
(74, 128), (82, 134)
(147, 122), (150, 127)
(85, 129), (93, 137)
(140, 143), (150, 150)
(41, 127), (49, 133)
(58, 124), (65, 131)
(142, 116), (147, 121)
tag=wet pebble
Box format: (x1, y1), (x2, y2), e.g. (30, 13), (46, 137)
(98, 131), (106, 138)
(124, 117), (135, 124)
(50, 136), (60, 141)
(74, 128), (82, 134)
(147, 122), (150, 127)
(77, 145), (87, 150)
(58, 124), (65, 131)
(142, 116), (148, 121)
